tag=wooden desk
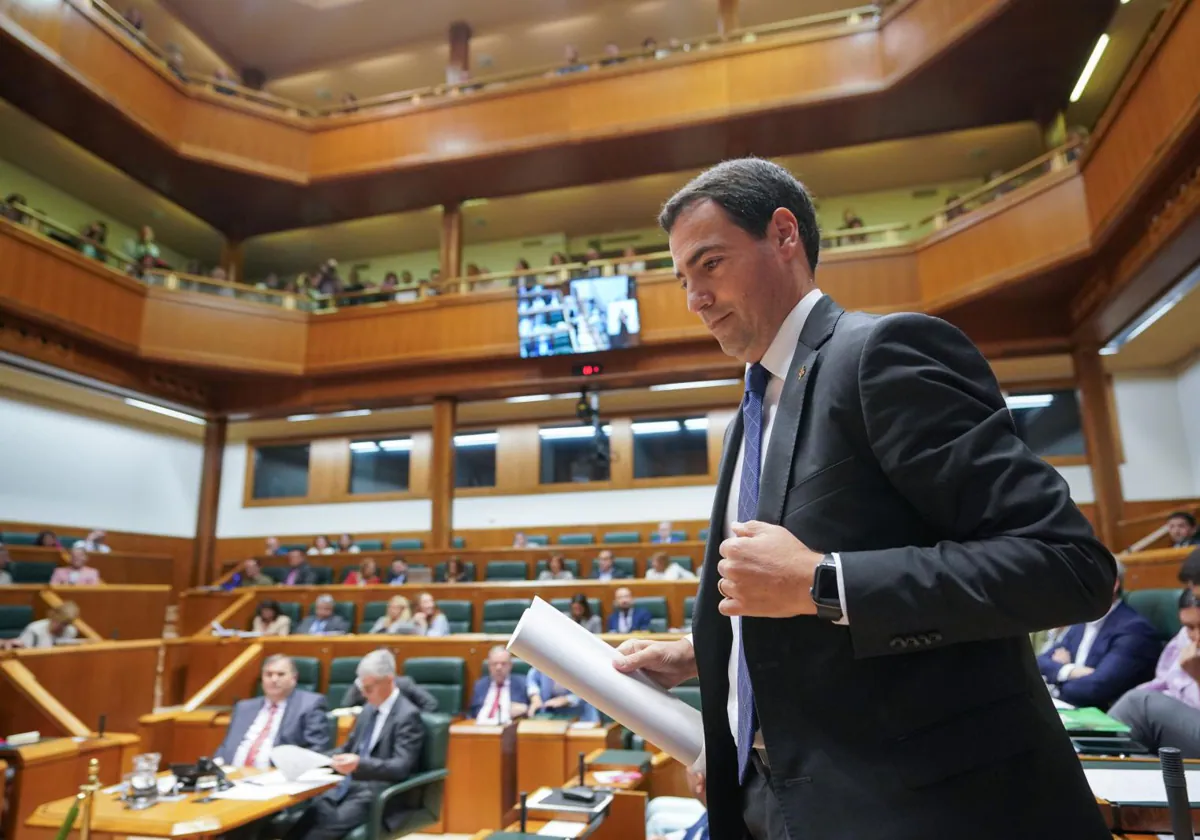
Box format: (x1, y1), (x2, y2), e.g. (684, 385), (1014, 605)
(517, 720), (571, 797)
(564, 723), (622, 781)
(501, 787), (647, 840)
(445, 721), (517, 835)
(26, 769), (337, 840)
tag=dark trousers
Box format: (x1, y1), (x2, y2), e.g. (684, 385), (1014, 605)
(284, 787), (374, 840)
(741, 752), (789, 840)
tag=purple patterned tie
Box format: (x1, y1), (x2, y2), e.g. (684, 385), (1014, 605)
(736, 363), (768, 782)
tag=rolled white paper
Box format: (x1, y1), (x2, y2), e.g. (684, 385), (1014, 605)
(507, 597), (704, 766)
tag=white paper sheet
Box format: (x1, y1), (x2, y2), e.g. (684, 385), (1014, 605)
(507, 597), (704, 766)
(209, 784), (285, 801)
(1084, 767), (1200, 804)
(269, 745), (333, 781)
(537, 820), (588, 837)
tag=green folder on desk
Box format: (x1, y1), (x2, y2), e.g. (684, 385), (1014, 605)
(1059, 707), (1132, 734)
(585, 749), (652, 773)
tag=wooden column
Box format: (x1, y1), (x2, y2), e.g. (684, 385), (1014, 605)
(448, 21), (472, 83)
(430, 397), (457, 550)
(718, 0), (740, 37)
(219, 238), (244, 284)
(193, 416), (227, 586)
(1073, 344), (1123, 548)
(440, 202), (463, 281)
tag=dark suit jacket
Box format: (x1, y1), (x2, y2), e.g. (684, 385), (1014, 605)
(606, 607), (653, 633)
(340, 676), (439, 712)
(693, 296), (1115, 840)
(1036, 600), (1161, 708)
(468, 675), (532, 719)
(296, 614), (349, 635)
(214, 689), (330, 765)
(336, 691), (425, 830)
(283, 564), (318, 585)
(588, 567), (629, 580)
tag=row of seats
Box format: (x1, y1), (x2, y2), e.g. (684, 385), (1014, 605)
(259, 555), (695, 585)
(264, 529), (707, 554)
(0, 560), (61, 584)
(260, 595), (696, 635)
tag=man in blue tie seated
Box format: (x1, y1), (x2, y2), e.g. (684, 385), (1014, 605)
(589, 550), (629, 581)
(470, 646), (534, 724)
(215, 655), (330, 768)
(1037, 560), (1161, 709)
(607, 587), (653, 633)
(296, 595), (349, 635)
(527, 666), (600, 723)
(286, 649), (425, 840)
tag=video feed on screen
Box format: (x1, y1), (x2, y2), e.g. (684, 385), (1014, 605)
(518, 275), (641, 358)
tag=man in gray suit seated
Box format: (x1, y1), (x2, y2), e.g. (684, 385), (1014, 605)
(286, 649), (425, 840)
(215, 654), (330, 768)
(339, 675), (438, 712)
(296, 595), (350, 635)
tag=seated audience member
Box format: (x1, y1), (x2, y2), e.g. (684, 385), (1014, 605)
(0, 543), (12, 585)
(590, 550), (628, 581)
(344, 557), (381, 586)
(284, 650), (425, 840)
(557, 44), (588, 75)
(283, 550), (318, 585)
(527, 666), (600, 722)
(35, 530), (61, 549)
(308, 535), (336, 555)
(370, 596), (416, 635)
(568, 592), (602, 633)
(607, 587), (653, 633)
(50, 546), (103, 585)
(336, 533), (361, 554)
(252, 600), (292, 636)
(471, 646), (534, 724)
(412, 592), (450, 637)
(76, 530), (112, 553)
(838, 208), (866, 244)
(297, 595), (349, 635)
(1110, 589), (1200, 756)
(1036, 560), (1160, 708)
(617, 245), (646, 275)
(645, 552), (697, 581)
(646, 770), (709, 840)
(215, 654), (330, 767)
(1168, 512), (1200, 548)
(229, 558), (273, 588)
(386, 557), (409, 584)
(444, 556), (469, 583)
(652, 521), (678, 544)
(13, 601), (80, 649)
(538, 554), (575, 581)
(265, 536), (287, 556)
(340, 669), (438, 711)
(512, 532), (528, 548)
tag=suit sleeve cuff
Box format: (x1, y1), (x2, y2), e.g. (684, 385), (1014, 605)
(834, 553), (849, 626)
(684, 633), (694, 646)
(1057, 663), (1075, 682)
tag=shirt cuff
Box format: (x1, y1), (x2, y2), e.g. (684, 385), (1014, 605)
(833, 553), (849, 626)
(684, 633), (694, 646)
(1057, 663), (1075, 683)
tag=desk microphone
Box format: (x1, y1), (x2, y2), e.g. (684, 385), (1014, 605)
(519, 791), (527, 833)
(1160, 747), (1194, 840)
(97, 714), (106, 738)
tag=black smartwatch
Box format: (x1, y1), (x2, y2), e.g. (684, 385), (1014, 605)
(810, 554), (844, 622)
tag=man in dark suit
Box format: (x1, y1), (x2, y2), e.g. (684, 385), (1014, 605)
(340, 675), (438, 712)
(215, 654), (330, 767)
(1037, 559), (1161, 708)
(589, 549), (629, 580)
(287, 649), (425, 840)
(469, 646), (534, 724)
(296, 595), (349, 635)
(614, 158), (1115, 840)
(283, 550), (318, 586)
(607, 587), (653, 633)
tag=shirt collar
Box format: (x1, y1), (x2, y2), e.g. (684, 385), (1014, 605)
(753, 288), (824, 381)
(373, 685), (398, 718)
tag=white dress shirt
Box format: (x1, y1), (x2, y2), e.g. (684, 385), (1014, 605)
(366, 687), (398, 753)
(475, 680), (514, 724)
(645, 564), (697, 581)
(232, 698), (288, 768)
(1057, 600), (1118, 683)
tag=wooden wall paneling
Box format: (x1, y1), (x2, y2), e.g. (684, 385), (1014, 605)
(0, 0), (68, 55)
(45, 585), (170, 641)
(635, 275), (709, 344)
(177, 99), (310, 182)
(178, 591), (242, 637)
(0, 524), (194, 590)
(608, 418), (634, 487)
(817, 248), (920, 311)
(494, 425), (541, 493)
(880, 0), (1001, 80)
(309, 436), (350, 502)
(723, 29), (881, 108)
(706, 409), (735, 483)
(1122, 547), (1196, 591)
(194, 417), (226, 588)
(440, 203), (463, 281)
(408, 430), (434, 499)
(430, 398), (456, 549)
(1074, 344), (1124, 548)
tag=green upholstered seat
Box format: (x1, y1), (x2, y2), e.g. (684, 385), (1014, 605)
(536, 559), (581, 578)
(356, 539), (384, 552)
(557, 533), (595, 546)
(684, 596), (696, 627)
(11, 561), (57, 584)
(437, 600), (472, 634)
(311, 566), (334, 585)
(669, 556), (694, 572)
(451, 536), (465, 549)
(326, 656), (361, 708)
(481, 599), (532, 634)
(697, 528), (709, 542)
(404, 657), (465, 714)
(633, 596), (669, 633)
(308, 599), (356, 627)
(613, 557), (636, 578)
(1125, 588), (1183, 642)
(390, 539), (424, 551)
(358, 601), (390, 633)
(280, 543), (308, 553)
(434, 561), (476, 582)
(261, 566), (289, 583)
(602, 531), (641, 544)
(0, 531), (39, 546)
(485, 561), (529, 581)
(526, 535), (549, 546)
(0, 605), (33, 639)
(670, 685), (702, 711)
(550, 597), (602, 621)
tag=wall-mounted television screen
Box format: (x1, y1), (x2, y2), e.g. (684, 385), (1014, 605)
(518, 275), (641, 358)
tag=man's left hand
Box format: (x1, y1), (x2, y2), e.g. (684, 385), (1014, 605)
(716, 521), (824, 618)
(331, 754), (360, 774)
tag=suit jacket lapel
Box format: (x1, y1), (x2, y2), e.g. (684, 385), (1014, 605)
(277, 694), (299, 742)
(756, 296), (844, 525)
(233, 698), (263, 746)
(695, 412), (743, 654)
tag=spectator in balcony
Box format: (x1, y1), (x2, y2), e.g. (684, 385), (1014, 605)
(308, 535), (335, 556)
(80, 221), (108, 262)
(283, 550), (318, 586)
(617, 246), (646, 275)
(583, 245), (604, 277)
(645, 552), (697, 581)
(514, 259), (534, 289)
(35, 530), (61, 549)
(512, 532), (528, 549)
(412, 592), (450, 637)
(77, 530), (112, 554)
(166, 45), (187, 81)
(132, 225), (164, 269)
(252, 599), (292, 636)
(51, 546), (103, 586)
(607, 587), (653, 633)
(944, 194), (964, 222)
(0, 543), (13, 585)
(341, 92), (359, 113)
(652, 521), (680, 544)
(316, 260), (342, 296)
(600, 41), (624, 67)
(336, 533), (361, 554)
(399, 269), (414, 287)
(539, 554), (575, 581)
(15, 601), (81, 649)
(232, 558), (274, 588)
(838, 208), (865, 245)
(444, 557), (469, 583)
(344, 557), (381, 587)
(1066, 126), (1089, 163)
(590, 550), (628, 581)
(1168, 512), (1200, 548)
(123, 7), (144, 31)
(265, 536), (287, 556)
(342, 268), (367, 305)
(375, 272), (399, 303)
(212, 67), (236, 96)
(987, 168), (1012, 199)
(568, 593), (602, 634)
(557, 45), (588, 75)
(2, 193), (29, 225)
(297, 594), (349, 635)
(386, 557), (410, 585)
(369, 596), (416, 635)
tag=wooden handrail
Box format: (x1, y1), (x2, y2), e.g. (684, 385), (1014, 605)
(0, 659), (91, 736)
(1118, 501), (1200, 529)
(182, 641), (263, 711)
(204, 592), (256, 636)
(142, 269), (309, 307)
(38, 590), (103, 642)
(7, 202), (138, 270)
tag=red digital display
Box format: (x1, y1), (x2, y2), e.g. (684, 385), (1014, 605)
(574, 363), (604, 376)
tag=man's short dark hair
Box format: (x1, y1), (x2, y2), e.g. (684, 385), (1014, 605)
(1168, 511), (1197, 528)
(1177, 548), (1200, 584)
(658, 158), (821, 272)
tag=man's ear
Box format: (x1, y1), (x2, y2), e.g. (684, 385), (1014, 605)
(770, 207), (800, 258)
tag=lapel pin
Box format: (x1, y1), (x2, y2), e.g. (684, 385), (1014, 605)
(797, 365), (807, 380)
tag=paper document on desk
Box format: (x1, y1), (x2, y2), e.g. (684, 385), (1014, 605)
(538, 820), (588, 837)
(210, 783), (286, 801)
(507, 597), (704, 767)
(270, 745), (334, 781)
(1084, 767), (1200, 804)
